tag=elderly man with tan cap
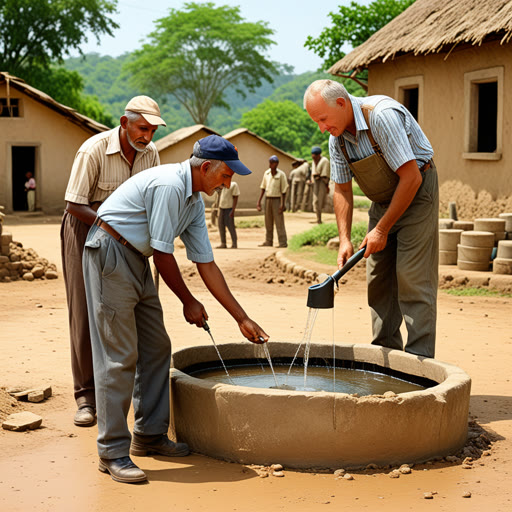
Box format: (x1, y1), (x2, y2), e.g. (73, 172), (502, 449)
(61, 95), (166, 428)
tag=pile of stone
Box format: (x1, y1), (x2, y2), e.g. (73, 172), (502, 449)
(0, 232), (58, 282)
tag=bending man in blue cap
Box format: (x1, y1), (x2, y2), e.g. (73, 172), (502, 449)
(83, 135), (269, 484)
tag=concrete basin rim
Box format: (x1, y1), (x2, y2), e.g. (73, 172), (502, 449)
(170, 342), (471, 400)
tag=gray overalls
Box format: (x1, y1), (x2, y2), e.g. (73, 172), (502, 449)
(338, 105), (439, 358)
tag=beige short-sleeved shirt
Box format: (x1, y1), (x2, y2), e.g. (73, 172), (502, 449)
(290, 162), (309, 183)
(312, 155), (331, 179)
(64, 126), (160, 205)
(260, 168), (288, 198)
(219, 181), (240, 209)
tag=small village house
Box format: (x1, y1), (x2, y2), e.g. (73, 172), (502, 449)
(0, 72), (108, 214)
(329, 0), (512, 217)
(223, 128), (298, 208)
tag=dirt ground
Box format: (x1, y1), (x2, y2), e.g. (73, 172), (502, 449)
(1, 210), (511, 512)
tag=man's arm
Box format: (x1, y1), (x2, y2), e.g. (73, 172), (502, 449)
(65, 202), (99, 226)
(256, 189), (265, 211)
(230, 195), (238, 218)
(333, 181), (354, 268)
(153, 249), (207, 327)
(361, 159), (422, 257)
(196, 261), (268, 344)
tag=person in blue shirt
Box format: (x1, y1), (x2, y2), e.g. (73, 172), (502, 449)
(83, 135), (269, 484)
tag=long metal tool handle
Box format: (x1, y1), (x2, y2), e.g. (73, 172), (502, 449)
(331, 246), (366, 285)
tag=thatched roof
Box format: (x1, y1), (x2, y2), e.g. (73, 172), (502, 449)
(330, 0), (512, 74)
(155, 124), (219, 151)
(0, 71), (108, 134)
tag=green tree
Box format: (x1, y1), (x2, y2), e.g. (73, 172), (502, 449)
(240, 100), (326, 158)
(0, 0), (119, 77)
(124, 2), (278, 125)
(305, 0), (415, 70)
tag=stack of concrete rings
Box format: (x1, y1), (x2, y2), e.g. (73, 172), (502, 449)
(457, 231), (495, 271)
(474, 218), (507, 244)
(499, 213), (512, 240)
(439, 229), (463, 265)
(493, 240), (512, 275)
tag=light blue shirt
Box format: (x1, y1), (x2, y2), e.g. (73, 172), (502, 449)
(330, 94), (434, 184)
(97, 161), (213, 262)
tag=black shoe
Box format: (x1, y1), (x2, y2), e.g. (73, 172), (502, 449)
(130, 433), (190, 458)
(73, 406), (96, 427)
(258, 242), (272, 247)
(98, 456), (147, 484)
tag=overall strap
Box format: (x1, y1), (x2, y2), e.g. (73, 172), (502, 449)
(361, 104), (384, 158)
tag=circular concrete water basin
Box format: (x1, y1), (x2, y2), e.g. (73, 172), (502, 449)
(170, 342), (471, 469)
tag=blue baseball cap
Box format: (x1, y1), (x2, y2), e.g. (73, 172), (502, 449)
(193, 135), (252, 175)
(311, 146), (322, 155)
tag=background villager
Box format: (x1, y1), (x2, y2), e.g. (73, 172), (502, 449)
(60, 96), (165, 428)
(304, 79), (438, 359)
(289, 160), (309, 212)
(24, 172), (36, 212)
(256, 155), (288, 248)
(311, 146), (331, 224)
(217, 181), (240, 249)
(83, 135), (268, 484)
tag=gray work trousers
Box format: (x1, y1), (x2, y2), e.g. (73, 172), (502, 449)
(290, 180), (305, 212)
(367, 164), (439, 358)
(60, 211), (95, 408)
(313, 178), (328, 222)
(83, 225), (172, 459)
(264, 197), (287, 246)
(218, 208), (237, 247)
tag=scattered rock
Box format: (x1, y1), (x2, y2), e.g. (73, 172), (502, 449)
(271, 463), (283, 471)
(423, 492), (434, 499)
(22, 272), (34, 281)
(2, 411), (43, 431)
(333, 469), (346, 478)
(365, 463), (378, 470)
(383, 391), (397, 398)
(399, 465), (412, 474)
(272, 471), (284, 477)
(8, 385), (52, 402)
(343, 474), (354, 480)
(388, 470), (400, 479)
(462, 491), (472, 498)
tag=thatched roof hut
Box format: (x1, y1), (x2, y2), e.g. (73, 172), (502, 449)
(330, 0), (512, 75)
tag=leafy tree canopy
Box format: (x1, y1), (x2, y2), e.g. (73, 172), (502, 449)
(304, 0), (415, 70)
(240, 100), (327, 159)
(124, 2), (278, 125)
(0, 0), (119, 77)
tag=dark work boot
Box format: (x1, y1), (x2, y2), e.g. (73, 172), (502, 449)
(130, 433), (190, 458)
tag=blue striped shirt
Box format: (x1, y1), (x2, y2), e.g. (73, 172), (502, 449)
(97, 161), (213, 262)
(329, 94), (434, 184)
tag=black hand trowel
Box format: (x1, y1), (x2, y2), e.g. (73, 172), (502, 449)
(306, 246), (366, 309)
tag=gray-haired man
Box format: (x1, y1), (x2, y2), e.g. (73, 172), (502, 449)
(61, 96), (165, 428)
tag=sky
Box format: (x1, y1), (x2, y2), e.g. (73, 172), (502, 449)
(73, 0), (372, 74)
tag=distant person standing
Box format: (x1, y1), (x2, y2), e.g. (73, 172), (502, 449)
(257, 155), (288, 248)
(217, 181), (240, 249)
(61, 96), (165, 428)
(289, 160), (309, 212)
(24, 172), (36, 212)
(311, 146), (331, 224)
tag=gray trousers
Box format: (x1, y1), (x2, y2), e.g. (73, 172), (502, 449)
(60, 211), (95, 408)
(83, 225), (172, 459)
(218, 208), (237, 247)
(367, 164), (439, 358)
(290, 180), (305, 212)
(264, 197), (287, 246)
(313, 179), (328, 222)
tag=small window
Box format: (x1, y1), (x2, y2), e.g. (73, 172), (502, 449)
(0, 98), (20, 117)
(395, 76), (423, 123)
(463, 67), (503, 160)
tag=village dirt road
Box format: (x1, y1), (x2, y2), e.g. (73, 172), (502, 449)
(0, 211), (511, 512)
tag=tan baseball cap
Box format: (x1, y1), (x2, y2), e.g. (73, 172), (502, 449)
(125, 95), (166, 126)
